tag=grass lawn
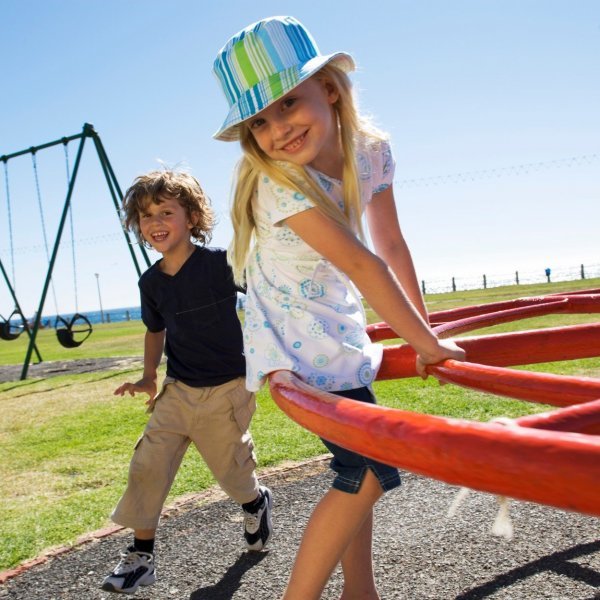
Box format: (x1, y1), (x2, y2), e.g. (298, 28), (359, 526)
(0, 278), (598, 571)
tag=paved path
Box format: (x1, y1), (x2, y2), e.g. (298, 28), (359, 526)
(1, 458), (599, 599)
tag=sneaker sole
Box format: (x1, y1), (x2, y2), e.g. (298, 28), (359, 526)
(101, 571), (156, 594)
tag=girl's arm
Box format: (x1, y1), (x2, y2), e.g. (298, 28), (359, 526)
(285, 208), (464, 374)
(365, 185), (428, 323)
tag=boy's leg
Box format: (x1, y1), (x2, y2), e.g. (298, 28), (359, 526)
(110, 399), (191, 531)
(189, 378), (260, 503)
(187, 378), (272, 549)
(104, 382), (191, 593)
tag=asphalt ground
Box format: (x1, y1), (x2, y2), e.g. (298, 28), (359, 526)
(1, 457), (599, 600)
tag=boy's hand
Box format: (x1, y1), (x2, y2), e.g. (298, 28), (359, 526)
(114, 377), (157, 399)
(416, 339), (466, 380)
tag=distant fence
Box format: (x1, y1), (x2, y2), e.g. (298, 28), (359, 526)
(421, 263), (600, 295)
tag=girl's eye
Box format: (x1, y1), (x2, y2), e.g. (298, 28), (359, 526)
(283, 97), (296, 108)
(250, 118), (265, 130)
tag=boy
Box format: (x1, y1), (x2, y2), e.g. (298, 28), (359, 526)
(102, 170), (272, 595)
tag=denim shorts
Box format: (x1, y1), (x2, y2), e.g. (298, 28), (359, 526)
(321, 387), (401, 494)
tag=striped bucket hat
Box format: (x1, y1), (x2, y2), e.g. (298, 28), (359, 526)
(213, 16), (355, 141)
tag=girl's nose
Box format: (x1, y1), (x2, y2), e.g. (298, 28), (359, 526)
(271, 117), (292, 140)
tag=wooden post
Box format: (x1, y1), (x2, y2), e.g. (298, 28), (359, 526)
(515, 271), (519, 285)
(483, 274), (487, 289)
(452, 277), (456, 292)
(581, 264), (586, 279)
(421, 280), (426, 295)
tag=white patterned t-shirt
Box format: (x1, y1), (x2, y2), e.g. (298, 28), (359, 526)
(243, 137), (395, 392)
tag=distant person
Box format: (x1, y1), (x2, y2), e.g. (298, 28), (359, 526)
(212, 16), (465, 599)
(101, 169), (272, 595)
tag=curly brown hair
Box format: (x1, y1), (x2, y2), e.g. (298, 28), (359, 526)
(122, 169), (216, 247)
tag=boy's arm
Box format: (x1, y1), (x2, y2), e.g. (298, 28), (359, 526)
(114, 329), (166, 399)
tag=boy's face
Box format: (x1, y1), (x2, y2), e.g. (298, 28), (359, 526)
(138, 196), (194, 257)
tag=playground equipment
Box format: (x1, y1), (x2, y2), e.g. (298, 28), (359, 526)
(0, 124), (151, 379)
(269, 289), (600, 517)
(30, 140), (93, 349)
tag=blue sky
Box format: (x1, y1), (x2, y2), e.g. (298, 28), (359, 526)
(1, 0), (598, 316)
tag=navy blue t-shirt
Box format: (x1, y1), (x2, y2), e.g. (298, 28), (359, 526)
(139, 246), (246, 387)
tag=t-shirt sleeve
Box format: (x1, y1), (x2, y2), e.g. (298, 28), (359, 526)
(256, 173), (316, 226)
(217, 249), (245, 294)
(139, 278), (165, 332)
(370, 139), (396, 196)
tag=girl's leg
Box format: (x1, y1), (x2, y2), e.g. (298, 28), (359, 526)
(339, 510), (378, 600)
(283, 469), (383, 600)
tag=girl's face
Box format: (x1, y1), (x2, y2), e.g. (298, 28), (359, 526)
(138, 196), (194, 258)
(246, 77), (342, 178)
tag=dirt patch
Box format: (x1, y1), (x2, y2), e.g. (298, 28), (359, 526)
(0, 357), (144, 383)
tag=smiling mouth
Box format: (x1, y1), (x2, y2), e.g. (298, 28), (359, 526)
(151, 231), (168, 242)
(281, 132), (307, 152)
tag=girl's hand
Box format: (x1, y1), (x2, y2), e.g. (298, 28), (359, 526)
(113, 377), (157, 399)
(415, 339), (466, 379)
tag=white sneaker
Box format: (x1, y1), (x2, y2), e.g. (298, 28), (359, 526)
(243, 486), (273, 551)
(101, 545), (156, 594)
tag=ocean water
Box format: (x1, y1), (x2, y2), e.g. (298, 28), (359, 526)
(32, 306), (142, 327)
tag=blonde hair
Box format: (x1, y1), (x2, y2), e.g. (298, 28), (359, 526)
(123, 169), (215, 248)
(228, 64), (386, 284)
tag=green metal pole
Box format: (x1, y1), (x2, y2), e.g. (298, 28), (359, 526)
(89, 127), (151, 275)
(0, 132), (84, 162)
(20, 131), (88, 380)
(0, 258), (42, 362)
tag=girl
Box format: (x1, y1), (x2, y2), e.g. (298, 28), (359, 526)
(213, 16), (465, 599)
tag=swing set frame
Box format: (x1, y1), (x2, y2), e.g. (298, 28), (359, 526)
(0, 123), (151, 380)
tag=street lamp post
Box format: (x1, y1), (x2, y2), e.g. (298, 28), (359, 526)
(94, 273), (105, 324)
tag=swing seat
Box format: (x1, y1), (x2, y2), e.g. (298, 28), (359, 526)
(0, 311), (24, 341)
(55, 313), (93, 348)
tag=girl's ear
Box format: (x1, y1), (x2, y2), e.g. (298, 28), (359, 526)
(320, 78), (340, 105)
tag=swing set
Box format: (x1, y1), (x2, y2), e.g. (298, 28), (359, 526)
(0, 123), (151, 379)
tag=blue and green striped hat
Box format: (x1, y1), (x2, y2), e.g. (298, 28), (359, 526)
(213, 16), (355, 141)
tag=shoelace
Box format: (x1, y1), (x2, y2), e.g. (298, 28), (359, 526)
(114, 550), (148, 573)
(244, 512), (260, 530)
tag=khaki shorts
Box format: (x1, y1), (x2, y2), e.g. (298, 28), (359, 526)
(111, 376), (259, 530)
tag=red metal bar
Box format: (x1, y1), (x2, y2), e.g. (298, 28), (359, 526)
(515, 399), (600, 435)
(268, 290), (600, 518)
(376, 323), (600, 380)
(367, 292), (600, 341)
(433, 300), (568, 337)
(429, 360), (600, 407)
(269, 371), (600, 517)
